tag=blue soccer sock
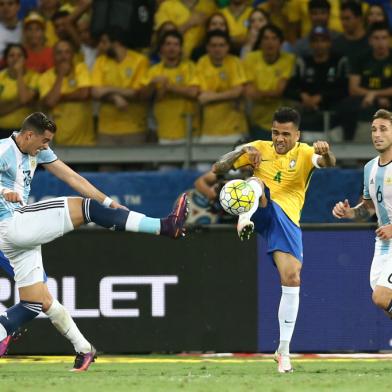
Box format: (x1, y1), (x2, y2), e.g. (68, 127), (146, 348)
(0, 301), (42, 340)
(82, 199), (161, 235)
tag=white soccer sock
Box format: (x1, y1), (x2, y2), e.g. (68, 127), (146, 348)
(241, 178), (263, 220)
(278, 286), (300, 355)
(45, 299), (91, 353)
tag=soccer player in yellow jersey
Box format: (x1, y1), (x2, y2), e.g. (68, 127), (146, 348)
(243, 24), (295, 140)
(196, 30), (247, 143)
(213, 107), (336, 373)
(91, 32), (149, 145)
(39, 39), (95, 146)
(141, 31), (199, 144)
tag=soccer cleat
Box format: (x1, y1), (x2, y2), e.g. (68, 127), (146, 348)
(70, 345), (97, 372)
(237, 214), (254, 241)
(160, 193), (189, 239)
(0, 336), (12, 357)
(274, 351), (293, 373)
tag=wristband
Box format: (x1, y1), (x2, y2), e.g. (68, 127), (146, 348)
(102, 196), (113, 207)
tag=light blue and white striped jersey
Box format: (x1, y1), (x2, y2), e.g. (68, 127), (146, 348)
(0, 134), (57, 220)
(363, 157), (392, 254)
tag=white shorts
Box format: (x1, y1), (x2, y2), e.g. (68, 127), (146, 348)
(370, 253), (392, 290)
(0, 197), (74, 288)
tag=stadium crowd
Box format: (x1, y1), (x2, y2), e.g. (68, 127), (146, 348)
(1, 0), (391, 148)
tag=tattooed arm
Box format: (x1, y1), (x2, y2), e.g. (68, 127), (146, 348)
(212, 146), (261, 174)
(332, 198), (375, 221)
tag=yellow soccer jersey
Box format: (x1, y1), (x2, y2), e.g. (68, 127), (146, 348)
(258, 2), (291, 33)
(155, 0), (216, 58)
(196, 54), (247, 137)
(141, 60), (199, 141)
(243, 51), (294, 130)
(38, 62), (95, 146)
(0, 70), (38, 129)
(221, 6), (253, 41)
(91, 51), (149, 135)
(233, 141), (316, 226)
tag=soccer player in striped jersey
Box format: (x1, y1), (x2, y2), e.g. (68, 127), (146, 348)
(333, 109), (392, 320)
(0, 112), (188, 371)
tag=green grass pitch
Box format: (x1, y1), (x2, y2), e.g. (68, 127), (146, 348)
(1, 356), (391, 392)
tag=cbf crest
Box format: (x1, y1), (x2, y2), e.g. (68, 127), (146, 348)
(125, 68), (133, 78)
(289, 159), (296, 169)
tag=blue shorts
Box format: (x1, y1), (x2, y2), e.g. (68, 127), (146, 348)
(252, 188), (303, 263)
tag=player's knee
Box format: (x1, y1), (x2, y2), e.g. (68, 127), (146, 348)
(281, 271), (301, 287)
(41, 292), (53, 313)
(372, 290), (391, 310)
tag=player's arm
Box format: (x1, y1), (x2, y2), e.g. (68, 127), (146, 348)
(42, 160), (125, 209)
(313, 141), (336, 168)
(332, 198), (375, 221)
(212, 145), (261, 174)
(194, 171), (218, 201)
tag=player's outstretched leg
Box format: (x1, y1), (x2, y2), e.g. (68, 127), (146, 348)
(71, 345), (97, 372)
(237, 178), (263, 240)
(81, 193), (189, 239)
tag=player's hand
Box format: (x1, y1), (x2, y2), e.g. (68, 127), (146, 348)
(112, 94), (128, 110)
(242, 146), (261, 168)
(198, 91), (216, 105)
(313, 140), (330, 156)
(2, 189), (23, 204)
(375, 225), (392, 240)
(332, 199), (354, 219)
(109, 200), (129, 210)
(362, 91), (376, 108)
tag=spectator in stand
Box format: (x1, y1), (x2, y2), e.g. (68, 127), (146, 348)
(365, 4), (389, 29)
(91, 30), (149, 146)
(294, 0), (339, 58)
(286, 26), (348, 137)
(240, 8), (269, 58)
(191, 12), (232, 62)
(220, 0), (253, 51)
(36, 0), (60, 47)
(258, 0), (294, 43)
(243, 24), (295, 140)
(332, 1), (368, 62)
(196, 30), (247, 143)
(23, 12), (53, 73)
(154, 0), (216, 58)
(52, 10), (80, 50)
(76, 13), (97, 70)
(150, 21), (178, 65)
(0, 43), (38, 137)
(0, 0), (22, 59)
(342, 23), (392, 141)
(38, 39), (95, 146)
(141, 31), (199, 145)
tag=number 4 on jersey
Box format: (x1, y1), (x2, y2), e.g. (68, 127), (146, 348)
(274, 171), (282, 183)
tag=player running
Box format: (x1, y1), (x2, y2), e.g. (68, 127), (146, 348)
(213, 107), (336, 373)
(333, 109), (392, 320)
(0, 112), (188, 371)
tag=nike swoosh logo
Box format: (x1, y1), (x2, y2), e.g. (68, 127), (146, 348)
(284, 320), (295, 324)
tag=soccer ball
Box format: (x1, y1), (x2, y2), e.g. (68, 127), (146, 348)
(219, 179), (255, 215)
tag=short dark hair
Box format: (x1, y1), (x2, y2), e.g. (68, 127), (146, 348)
(158, 30), (183, 50)
(368, 22), (390, 36)
(205, 29), (231, 45)
(3, 43), (27, 63)
(308, 0), (331, 12)
(273, 107), (301, 128)
(373, 109), (392, 124)
(52, 10), (70, 22)
(21, 112), (57, 134)
(341, 1), (362, 17)
(255, 24), (284, 50)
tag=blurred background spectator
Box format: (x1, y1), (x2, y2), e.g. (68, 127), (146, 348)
(23, 11), (53, 73)
(38, 39), (94, 146)
(150, 20), (178, 65)
(0, 43), (37, 137)
(91, 31), (149, 146)
(141, 30), (199, 145)
(0, 0), (22, 60)
(243, 24), (295, 140)
(196, 30), (247, 143)
(365, 3), (389, 29)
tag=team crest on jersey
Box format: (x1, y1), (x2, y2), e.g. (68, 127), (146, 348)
(219, 71), (227, 80)
(385, 177), (392, 185)
(289, 159), (296, 169)
(176, 75), (183, 84)
(125, 68), (133, 78)
(29, 156), (37, 170)
(68, 78), (76, 88)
